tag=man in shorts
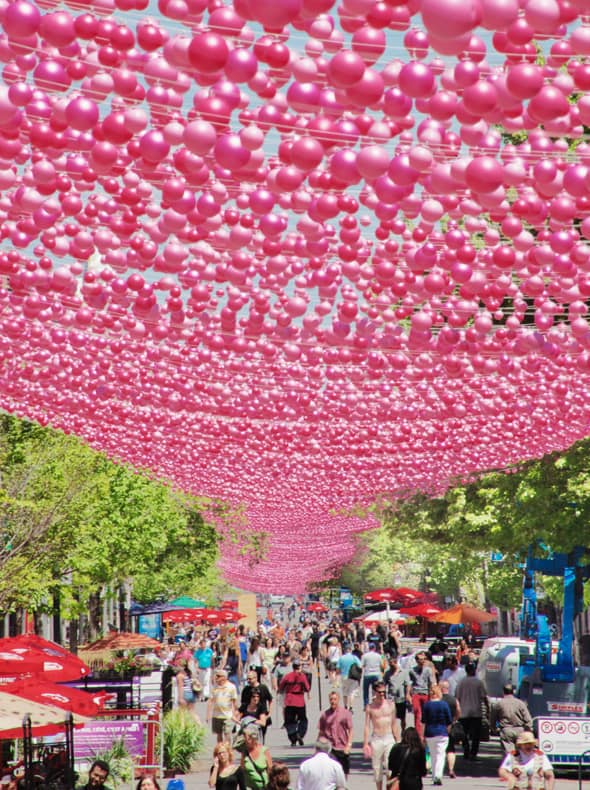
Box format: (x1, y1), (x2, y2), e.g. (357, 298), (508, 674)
(363, 680), (400, 790)
(206, 669), (239, 743)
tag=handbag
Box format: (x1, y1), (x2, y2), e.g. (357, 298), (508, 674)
(450, 721), (465, 742)
(349, 662), (362, 681)
(191, 678), (202, 694)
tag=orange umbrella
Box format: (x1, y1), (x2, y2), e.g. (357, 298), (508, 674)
(427, 604), (496, 625)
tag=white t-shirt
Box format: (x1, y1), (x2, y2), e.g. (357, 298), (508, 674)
(362, 650), (383, 676)
(500, 749), (553, 776)
(296, 752), (346, 790)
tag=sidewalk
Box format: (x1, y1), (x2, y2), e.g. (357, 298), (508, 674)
(169, 671), (582, 789)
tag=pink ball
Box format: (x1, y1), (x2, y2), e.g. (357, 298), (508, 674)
(287, 81), (321, 113)
(225, 48), (257, 82)
(326, 50), (365, 88)
(346, 67), (384, 107)
(465, 156), (504, 193)
(4, 0), (40, 37)
(214, 133), (249, 170)
(505, 63), (544, 99)
(570, 27), (590, 57)
(66, 96), (99, 132)
(139, 130), (170, 162)
(188, 32), (229, 73)
(462, 79), (498, 115)
(356, 145), (390, 179)
(524, 0), (560, 34)
(39, 11), (76, 47)
(421, 0), (481, 38)
(351, 25), (386, 65)
(183, 119), (216, 154)
(479, 0), (518, 29)
(528, 85), (570, 121)
(290, 137), (324, 170)
(253, 0), (302, 30)
(398, 62), (435, 99)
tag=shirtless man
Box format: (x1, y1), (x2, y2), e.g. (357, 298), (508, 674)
(363, 680), (401, 790)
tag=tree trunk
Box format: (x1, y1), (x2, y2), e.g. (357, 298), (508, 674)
(88, 590), (102, 639)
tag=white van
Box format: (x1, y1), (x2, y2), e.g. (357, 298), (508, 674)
(476, 636), (559, 702)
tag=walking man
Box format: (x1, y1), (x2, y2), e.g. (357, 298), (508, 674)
(406, 651), (435, 739)
(279, 658), (310, 746)
(296, 738), (346, 790)
(455, 662), (489, 761)
(363, 680), (400, 790)
(318, 691), (353, 777)
(493, 684), (534, 752)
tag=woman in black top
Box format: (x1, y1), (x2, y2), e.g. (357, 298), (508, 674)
(208, 743), (246, 790)
(238, 689), (269, 741)
(387, 726), (427, 790)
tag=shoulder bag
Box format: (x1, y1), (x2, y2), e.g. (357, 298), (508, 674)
(349, 662), (362, 681)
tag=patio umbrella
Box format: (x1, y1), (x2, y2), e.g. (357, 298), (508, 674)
(0, 691), (75, 739)
(78, 632), (162, 665)
(164, 596), (206, 610)
(364, 588), (399, 603)
(0, 635), (90, 680)
(358, 611), (407, 625)
(399, 603), (443, 618)
(428, 604), (497, 625)
(394, 587), (427, 602)
(306, 602), (328, 613)
(1, 678), (105, 719)
(163, 608), (209, 623)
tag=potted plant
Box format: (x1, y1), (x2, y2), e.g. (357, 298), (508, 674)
(160, 708), (206, 775)
(83, 739), (134, 788)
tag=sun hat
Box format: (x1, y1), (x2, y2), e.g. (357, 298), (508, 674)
(516, 731), (537, 746)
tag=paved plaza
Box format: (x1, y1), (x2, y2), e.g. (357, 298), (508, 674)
(180, 671), (584, 790)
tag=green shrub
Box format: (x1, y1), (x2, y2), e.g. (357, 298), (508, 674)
(160, 708), (206, 774)
(85, 738), (134, 788)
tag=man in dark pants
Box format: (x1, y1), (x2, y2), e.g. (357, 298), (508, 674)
(279, 658), (310, 746)
(455, 662), (489, 761)
(318, 691), (353, 776)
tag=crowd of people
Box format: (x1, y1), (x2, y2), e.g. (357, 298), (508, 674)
(141, 605), (555, 790)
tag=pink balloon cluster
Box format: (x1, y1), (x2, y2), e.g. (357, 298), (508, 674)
(0, 0), (588, 590)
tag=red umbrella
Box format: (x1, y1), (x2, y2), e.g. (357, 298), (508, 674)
(394, 587), (427, 601)
(1, 678), (105, 718)
(400, 603), (443, 618)
(0, 634), (90, 681)
(0, 636), (89, 682)
(165, 608), (245, 624)
(364, 588), (400, 603)
(307, 602), (328, 613)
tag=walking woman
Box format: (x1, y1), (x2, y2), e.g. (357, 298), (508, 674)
(208, 743), (246, 790)
(387, 726), (427, 790)
(241, 724), (272, 790)
(422, 685), (452, 786)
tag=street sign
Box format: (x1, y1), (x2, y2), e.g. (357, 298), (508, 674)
(538, 716), (590, 765)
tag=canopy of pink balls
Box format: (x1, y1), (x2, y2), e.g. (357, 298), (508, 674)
(0, 0), (588, 591)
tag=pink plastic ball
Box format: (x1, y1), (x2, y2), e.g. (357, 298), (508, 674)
(214, 133), (249, 170)
(326, 50), (365, 88)
(421, 0), (481, 38)
(65, 96), (99, 131)
(398, 62), (435, 99)
(505, 63), (544, 99)
(524, 0), (560, 34)
(225, 48), (257, 82)
(528, 85), (570, 121)
(253, 0), (302, 30)
(465, 156), (504, 193)
(39, 11), (76, 47)
(479, 0), (518, 29)
(139, 130), (170, 162)
(188, 32), (229, 73)
(183, 119), (216, 154)
(4, 0), (41, 37)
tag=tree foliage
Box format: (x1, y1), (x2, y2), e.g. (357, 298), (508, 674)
(335, 437), (590, 612)
(0, 414), (221, 620)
